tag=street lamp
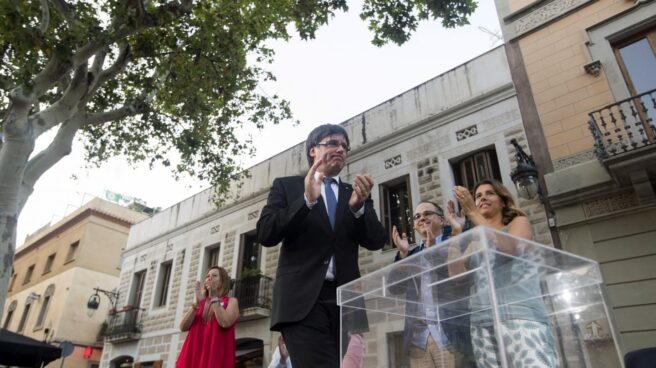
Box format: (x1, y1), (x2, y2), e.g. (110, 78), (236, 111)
(510, 138), (542, 201)
(87, 287), (119, 310)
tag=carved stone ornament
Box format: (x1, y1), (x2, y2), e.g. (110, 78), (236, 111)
(456, 125), (478, 141)
(384, 155), (402, 169)
(582, 191), (638, 218)
(584, 60), (602, 77)
(513, 0), (591, 36)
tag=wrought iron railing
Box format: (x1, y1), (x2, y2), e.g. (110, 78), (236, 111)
(103, 308), (142, 341)
(231, 274), (273, 310)
(588, 88), (656, 159)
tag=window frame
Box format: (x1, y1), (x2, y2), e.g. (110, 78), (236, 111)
(65, 241), (80, 263)
(611, 28), (656, 144)
(203, 243), (221, 272)
(129, 270), (147, 308)
(43, 253), (56, 274)
(34, 294), (51, 330)
(451, 147), (502, 193)
(3, 302), (16, 329)
(585, 2), (656, 102)
(238, 231), (261, 279)
(379, 175), (415, 251)
(8, 272), (16, 292)
(23, 264), (35, 285)
(154, 261), (173, 308)
(16, 303), (32, 333)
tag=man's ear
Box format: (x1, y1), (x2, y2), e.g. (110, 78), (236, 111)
(309, 146), (317, 159)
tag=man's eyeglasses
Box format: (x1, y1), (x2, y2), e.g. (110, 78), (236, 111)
(413, 211), (443, 220)
(316, 140), (351, 152)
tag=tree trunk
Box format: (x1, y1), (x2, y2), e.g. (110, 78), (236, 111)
(0, 105), (35, 319)
(0, 212), (17, 319)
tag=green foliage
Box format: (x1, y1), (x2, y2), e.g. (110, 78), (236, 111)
(0, 0), (476, 201)
(240, 267), (261, 280)
(361, 0), (477, 46)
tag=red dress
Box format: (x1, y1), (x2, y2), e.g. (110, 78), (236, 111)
(177, 297), (236, 368)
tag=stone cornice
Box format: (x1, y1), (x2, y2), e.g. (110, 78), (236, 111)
(15, 209), (133, 258)
(123, 190), (270, 257)
(348, 83), (517, 163)
(502, 0), (595, 40)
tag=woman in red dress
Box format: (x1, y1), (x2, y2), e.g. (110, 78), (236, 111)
(177, 266), (239, 368)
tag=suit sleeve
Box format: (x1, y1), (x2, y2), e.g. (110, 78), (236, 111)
(387, 246), (420, 295)
(353, 196), (387, 251)
(256, 178), (310, 247)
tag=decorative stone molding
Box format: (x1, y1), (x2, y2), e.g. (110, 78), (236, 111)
(552, 150), (596, 170)
(247, 210), (259, 220)
(456, 125), (478, 141)
(384, 155), (402, 169)
(584, 60), (602, 77)
(582, 191), (638, 218)
(210, 224), (221, 234)
(508, 0), (593, 39)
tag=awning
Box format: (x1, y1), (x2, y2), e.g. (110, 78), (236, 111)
(0, 329), (62, 368)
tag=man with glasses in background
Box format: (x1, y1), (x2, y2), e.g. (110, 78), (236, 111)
(391, 201), (475, 368)
(257, 124), (387, 367)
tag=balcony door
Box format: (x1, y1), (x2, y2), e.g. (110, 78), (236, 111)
(613, 29), (656, 143)
(238, 231), (261, 280)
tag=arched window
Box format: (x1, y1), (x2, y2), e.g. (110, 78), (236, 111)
(35, 284), (55, 329)
(3, 300), (17, 329)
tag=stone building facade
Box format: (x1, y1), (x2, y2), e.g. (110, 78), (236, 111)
(99, 45), (554, 368)
(494, 0), (656, 354)
(2, 198), (148, 368)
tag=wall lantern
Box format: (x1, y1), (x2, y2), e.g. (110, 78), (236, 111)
(86, 287), (119, 310)
(510, 138), (542, 201)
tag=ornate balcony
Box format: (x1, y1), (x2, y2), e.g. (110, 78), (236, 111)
(232, 274), (273, 321)
(103, 308), (142, 343)
(588, 88), (656, 158)
(588, 88), (656, 203)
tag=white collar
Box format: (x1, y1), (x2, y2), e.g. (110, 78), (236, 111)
(313, 172), (341, 184)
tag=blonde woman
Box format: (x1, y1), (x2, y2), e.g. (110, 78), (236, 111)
(177, 266), (239, 368)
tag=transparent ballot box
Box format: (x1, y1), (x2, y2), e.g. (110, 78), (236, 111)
(338, 227), (622, 368)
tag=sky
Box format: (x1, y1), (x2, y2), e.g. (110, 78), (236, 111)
(16, 0), (503, 245)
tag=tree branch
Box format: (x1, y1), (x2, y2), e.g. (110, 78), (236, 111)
(10, 56), (71, 107)
(89, 49), (107, 82)
(48, 0), (75, 22)
(28, 63), (89, 135)
(81, 49), (107, 102)
(39, 0), (50, 34)
(20, 115), (82, 213)
(73, 0), (193, 69)
(87, 43), (130, 100)
(83, 104), (140, 126)
(12, 0), (194, 111)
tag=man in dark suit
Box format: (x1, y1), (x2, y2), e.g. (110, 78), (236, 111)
(391, 201), (475, 368)
(257, 124), (387, 368)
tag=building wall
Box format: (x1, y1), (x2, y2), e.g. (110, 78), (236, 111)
(101, 46), (561, 368)
(495, 0), (656, 354)
(3, 198), (147, 368)
(517, 0), (634, 161)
